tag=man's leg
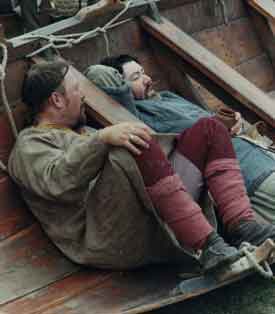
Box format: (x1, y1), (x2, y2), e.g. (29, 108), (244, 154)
(250, 172), (275, 223)
(176, 117), (275, 247)
(19, 0), (40, 31)
(134, 138), (240, 272)
(0, 0), (13, 14)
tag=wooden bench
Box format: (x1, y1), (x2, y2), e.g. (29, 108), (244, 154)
(140, 16), (275, 128)
(247, 0), (275, 20)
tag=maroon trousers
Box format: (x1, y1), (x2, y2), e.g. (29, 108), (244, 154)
(134, 117), (254, 250)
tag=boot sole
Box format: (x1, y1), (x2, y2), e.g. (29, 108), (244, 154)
(203, 251), (241, 273)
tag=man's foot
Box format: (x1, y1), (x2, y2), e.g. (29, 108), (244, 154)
(200, 232), (241, 272)
(227, 220), (275, 248)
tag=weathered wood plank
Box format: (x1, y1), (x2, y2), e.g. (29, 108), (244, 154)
(0, 223), (79, 305)
(247, 0), (275, 20)
(140, 16), (275, 127)
(2, 240), (273, 314)
(248, 7), (275, 71)
(0, 176), (33, 241)
(162, 0), (247, 35)
(236, 54), (275, 92)
(190, 54), (275, 108)
(193, 18), (263, 68)
(0, 270), (111, 314)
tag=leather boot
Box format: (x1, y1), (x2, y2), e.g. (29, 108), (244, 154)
(200, 232), (240, 272)
(227, 220), (275, 248)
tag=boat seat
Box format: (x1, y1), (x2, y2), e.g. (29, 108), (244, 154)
(140, 16), (275, 128)
(246, 0), (275, 20)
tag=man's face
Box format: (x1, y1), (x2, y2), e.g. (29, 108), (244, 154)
(62, 70), (87, 128)
(122, 61), (153, 100)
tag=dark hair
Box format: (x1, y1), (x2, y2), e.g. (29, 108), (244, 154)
(22, 61), (69, 118)
(100, 54), (139, 74)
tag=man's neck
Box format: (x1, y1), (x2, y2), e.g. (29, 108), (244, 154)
(36, 116), (70, 129)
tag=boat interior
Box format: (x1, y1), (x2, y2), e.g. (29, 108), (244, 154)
(1, 0), (275, 313)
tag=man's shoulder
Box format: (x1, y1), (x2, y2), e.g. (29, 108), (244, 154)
(13, 126), (60, 153)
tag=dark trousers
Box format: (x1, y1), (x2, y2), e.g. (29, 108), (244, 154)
(19, 0), (40, 32)
(0, 0), (13, 14)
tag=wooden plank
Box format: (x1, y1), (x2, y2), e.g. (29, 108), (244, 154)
(2, 240), (274, 314)
(192, 18), (263, 68)
(148, 37), (210, 110)
(162, 0), (247, 35)
(140, 16), (275, 128)
(0, 223), (79, 305)
(248, 7), (275, 71)
(0, 176), (33, 241)
(236, 54), (275, 92)
(0, 270), (111, 314)
(247, 0), (275, 20)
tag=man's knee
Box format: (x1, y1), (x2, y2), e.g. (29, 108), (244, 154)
(195, 116), (228, 134)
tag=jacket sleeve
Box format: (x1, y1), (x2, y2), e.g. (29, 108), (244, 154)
(9, 131), (109, 202)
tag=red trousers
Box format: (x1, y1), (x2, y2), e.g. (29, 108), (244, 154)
(134, 117), (254, 250)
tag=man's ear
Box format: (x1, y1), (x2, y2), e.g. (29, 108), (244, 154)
(49, 91), (65, 110)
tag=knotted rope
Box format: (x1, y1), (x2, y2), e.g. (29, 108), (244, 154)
(24, 0), (133, 58)
(240, 242), (275, 280)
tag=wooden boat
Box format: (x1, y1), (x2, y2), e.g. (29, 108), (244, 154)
(1, 0), (275, 313)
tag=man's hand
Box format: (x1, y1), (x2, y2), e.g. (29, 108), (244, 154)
(230, 112), (243, 135)
(98, 122), (152, 155)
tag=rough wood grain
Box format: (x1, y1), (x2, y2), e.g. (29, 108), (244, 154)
(140, 15), (275, 127)
(0, 224), (79, 305)
(1, 241), (274, 314)
(162, 0), (247, 35)
(0, 176), (33, 241)
(192, 18), (263, 68)
(247, 0), (275, 19)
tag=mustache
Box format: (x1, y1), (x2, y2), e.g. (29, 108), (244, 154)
(151, 79), (161, 86)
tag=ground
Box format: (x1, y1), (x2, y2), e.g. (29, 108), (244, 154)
(152, 274), (275, 314)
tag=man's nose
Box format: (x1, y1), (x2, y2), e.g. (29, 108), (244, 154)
(143, 74), (152, 85)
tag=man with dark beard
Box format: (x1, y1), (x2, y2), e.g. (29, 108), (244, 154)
(85, 55), (275, 224)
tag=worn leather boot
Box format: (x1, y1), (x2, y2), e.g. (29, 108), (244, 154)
(200, 232), (240, 272)
(227, 220), (275, 248)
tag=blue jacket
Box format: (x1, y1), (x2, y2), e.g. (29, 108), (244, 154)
(101, 83), (275, 195)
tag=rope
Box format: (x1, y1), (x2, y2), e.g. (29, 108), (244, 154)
(215, 0), (229, 25)
(24, 0), (133, 58)
(0, 160), (7, 172)
(0, 43), (18, 138)
(0, 42), (18, 173)
(240, 242), (275, 280)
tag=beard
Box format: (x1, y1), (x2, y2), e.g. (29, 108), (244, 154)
(73, 103), (87, 130)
